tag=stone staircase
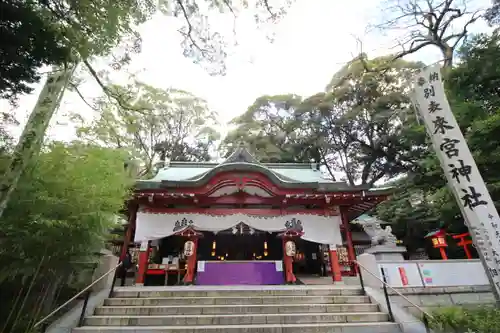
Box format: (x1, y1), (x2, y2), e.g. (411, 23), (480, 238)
(73, 285), (401, 333)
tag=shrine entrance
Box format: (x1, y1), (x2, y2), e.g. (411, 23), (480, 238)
(293, 239), (328, 278)
(197, 224), (283, 261)
(193, 224), (283, 285)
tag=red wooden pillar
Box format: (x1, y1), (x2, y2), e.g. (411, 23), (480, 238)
(341, 208), (356, 275)
(183, 237), (198, 285)
(135, 240), (150, 286)
(175, 227), (203, 285)
(282, 237), (297, 284)
(120, 226), (132, 260)
(329, 245), (342, 282)
(120, 205), (137, 260)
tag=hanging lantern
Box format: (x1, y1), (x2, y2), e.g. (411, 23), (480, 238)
(285, 241), (296, 257)
(212, 241), (216, 250)
(183, 240), (195, 257)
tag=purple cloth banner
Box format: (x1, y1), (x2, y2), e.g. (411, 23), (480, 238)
(196, 261), (284, 285)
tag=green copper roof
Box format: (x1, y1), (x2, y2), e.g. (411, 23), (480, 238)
(135, 146), (393, 194)
(148, 162), (333, 184)
(150, 164), (214, 182)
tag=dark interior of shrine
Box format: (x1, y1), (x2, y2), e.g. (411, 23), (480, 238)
(153, 227), (328, 279)
(197, 231), (283, 261)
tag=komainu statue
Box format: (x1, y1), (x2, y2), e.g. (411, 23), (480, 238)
(353, 215), (398, 247)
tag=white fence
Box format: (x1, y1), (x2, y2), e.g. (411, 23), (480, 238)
(376, 259), (489, 288)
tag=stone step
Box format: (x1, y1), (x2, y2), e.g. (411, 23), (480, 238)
(94, 303), (380, 316)
(103, 295), (371, 306)
(73, 322), (402, 333)
(112, 288), (363, 298)
(84, 312), (389, 326)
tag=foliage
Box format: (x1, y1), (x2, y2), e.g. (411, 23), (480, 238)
(302, 55), (425, 185)
(164, 0), (295, 75)
(74, 82), (220, 177)
(0, 142), (131, 332)
(0, 0), (71, 102)
(221, 94), (317, 163)
(486, 0), (500, 25)
(224, 56), (425, 185)
(429, 306), (500, 333)
(0, 142), (132, 278)
(0, 112), (18, 154)
(1, 0), (294, 102)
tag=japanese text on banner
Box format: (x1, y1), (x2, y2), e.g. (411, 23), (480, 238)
(412, 64), (500, 291)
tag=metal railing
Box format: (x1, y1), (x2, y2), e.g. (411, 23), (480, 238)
(354, 260), (434, 333)
(33, 262), (122, 331)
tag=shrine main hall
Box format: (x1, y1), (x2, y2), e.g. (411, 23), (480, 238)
(119, 147), (390, 286)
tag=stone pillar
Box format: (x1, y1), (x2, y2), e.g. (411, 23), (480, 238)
(135, 240), (150, 286)
(365, 245), (407, 261)
(357, 253), (383, 288)
(92, 250), (120, 292)
(329, 245), (342, 283)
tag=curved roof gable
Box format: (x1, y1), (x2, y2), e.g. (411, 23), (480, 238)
(135, 146), (369, 191)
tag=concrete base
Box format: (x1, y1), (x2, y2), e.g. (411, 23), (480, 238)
(365, 245), (407, 261)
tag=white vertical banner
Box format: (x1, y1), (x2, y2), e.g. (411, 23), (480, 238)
(412, 64), (500, 299)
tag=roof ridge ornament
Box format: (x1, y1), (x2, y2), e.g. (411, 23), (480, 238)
(221, 142), (260, 165)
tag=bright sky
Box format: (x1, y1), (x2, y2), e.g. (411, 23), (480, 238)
(2, 0), (493, 143)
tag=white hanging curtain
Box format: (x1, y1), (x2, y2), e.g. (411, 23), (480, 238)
(134, 212), (343, 246)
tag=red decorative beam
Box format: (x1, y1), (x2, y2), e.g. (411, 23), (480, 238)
(140, 207), (330, 216)
(133, 192), (387, 206)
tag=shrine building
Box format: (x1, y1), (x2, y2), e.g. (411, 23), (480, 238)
(120, 147), (391, 286)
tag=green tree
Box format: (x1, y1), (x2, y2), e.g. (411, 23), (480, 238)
(224, 56), (426, 185)
(486, 0), (500, 25)
(0, 0), (293, 220)
(0, 0), (157, 220)
(221, 94), (319, 163)
(299, 55), (425, 186)
(0, 0), (70, 102)
(74, 82), (220, 177)
(0, 142), (132, 331)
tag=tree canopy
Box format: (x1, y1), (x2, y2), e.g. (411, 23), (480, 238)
(225, 55), (426, 185)
(223, 29), (500, 257)
(74, 82), (220, 177)
(0, 0), (70, 102)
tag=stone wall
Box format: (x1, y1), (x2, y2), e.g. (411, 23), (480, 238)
(91, 249), (119, 292)
(387, 285), (495, 317)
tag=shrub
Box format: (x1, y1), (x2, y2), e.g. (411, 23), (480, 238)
(428, 306), (500, 333)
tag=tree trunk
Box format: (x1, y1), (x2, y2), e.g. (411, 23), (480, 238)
(442, 45), (454, 68)
(0, 64), (76, 220)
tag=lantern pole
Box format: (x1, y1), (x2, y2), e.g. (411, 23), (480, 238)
(439, 247), (448, 260)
